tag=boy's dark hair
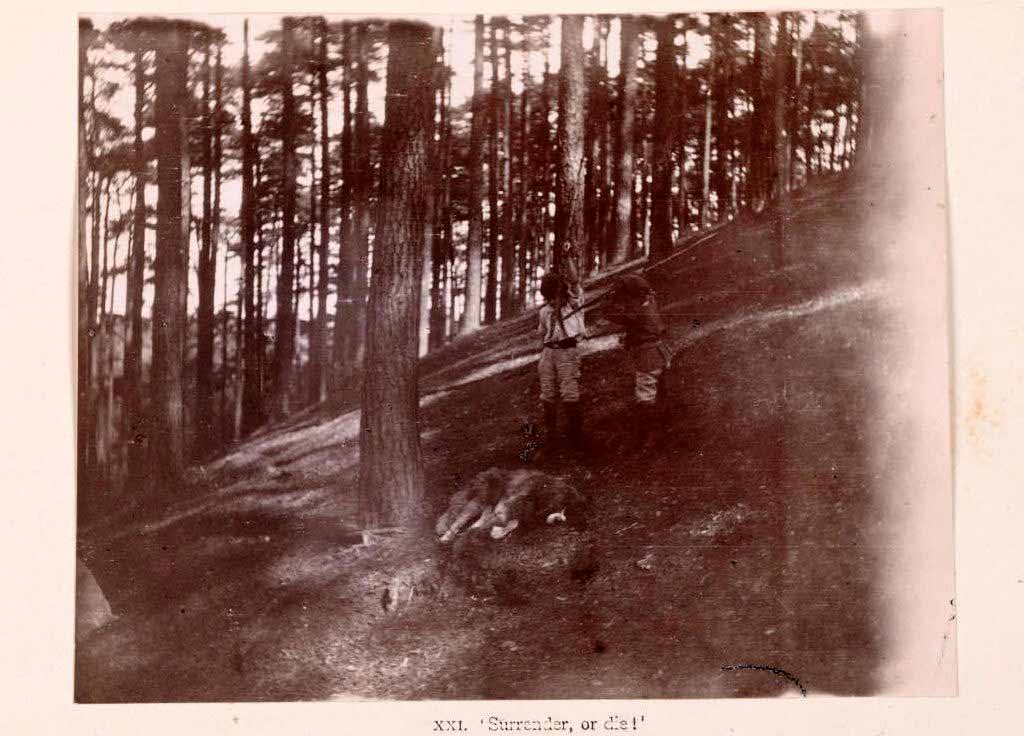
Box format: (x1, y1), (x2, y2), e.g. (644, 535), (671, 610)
(614, 274), (653, 300)
(540, 273), (566, 302)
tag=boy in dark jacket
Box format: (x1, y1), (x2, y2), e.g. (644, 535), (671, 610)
(604, 274), (673, 448)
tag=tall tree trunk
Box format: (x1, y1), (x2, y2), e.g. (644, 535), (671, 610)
(639, 138), (652, 256)
(499, 17), (515, 316)
(88, 78), (100, 357)
(95, 176), (113, 488)
(271, 17), (298, 421)
(539, 50), (553, 272)
(419, 28), (443, 357)
(349, 23), (371, 369)
(746, 13), (770, 205)
(150, 22), (190, 487)
(256, 211), (266, 399)
(77, 19), (93, 500)
(650, 15), (676, 262)
(332, 24), (353, 388)
(124, 42), (148, 484)
(788, 15), (803, 189)
(674, 17), (690, 233)
(195, 42), (215, 459)
(305, 79), (317, 404)
(582, 24), (599, 274)
(213, 44), (225, 445)
(220, 252), (229, 445)
(429, 33), (451, 349)
(485, 19), (499, 324)
(712, 14), (732, 221)
(358, 20), (433, 529)
(700, 20), (715, 229)
(596, 16), (613, 269)
(233, 261), (244, 440)
(829, 108), (842, 170)
(240, 20), (261, 436)
(556, 14), (586, 275)
(460, 15), (485, 335)
(443, 39), (456, 340)
(516, 45), (530, 310)
(100, 177), (112, 321)
(634, 35), (651, 263)
(315, 18), (331, 402)
(771, 13), (792, 264)
(853, 12), (872, 162)
(610, 14), (638, 265)
(805, 13), (820, 178)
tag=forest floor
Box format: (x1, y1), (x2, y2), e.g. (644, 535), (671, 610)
(76, 170), (912, 701)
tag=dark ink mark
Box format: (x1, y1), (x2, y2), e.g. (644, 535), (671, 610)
(721, 664), (807, 696)
(593, 640), (607, 654)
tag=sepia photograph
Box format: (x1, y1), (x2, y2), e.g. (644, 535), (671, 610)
(73, 7), (957, 702)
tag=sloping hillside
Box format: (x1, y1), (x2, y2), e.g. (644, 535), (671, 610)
(76, 171), (909, 701)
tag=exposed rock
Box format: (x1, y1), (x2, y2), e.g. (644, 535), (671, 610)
(76, 558), (116, 642)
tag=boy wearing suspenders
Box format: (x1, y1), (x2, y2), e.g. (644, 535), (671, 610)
(537, 256), (586, 453)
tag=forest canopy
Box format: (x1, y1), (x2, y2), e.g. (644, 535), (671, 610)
(77, 12), (869, 522)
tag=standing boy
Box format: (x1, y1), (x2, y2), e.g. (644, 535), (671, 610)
(537, 254), (586, 453)
(604, 273), (673, 448)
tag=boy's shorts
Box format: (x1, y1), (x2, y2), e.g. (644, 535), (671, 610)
(631, 343), (672, 404)
(539, 346), (581, 403)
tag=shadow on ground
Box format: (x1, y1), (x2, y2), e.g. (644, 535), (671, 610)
(76, 172), (908, 701)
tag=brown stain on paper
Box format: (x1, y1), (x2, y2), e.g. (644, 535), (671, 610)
(965, 367), (1002, 457)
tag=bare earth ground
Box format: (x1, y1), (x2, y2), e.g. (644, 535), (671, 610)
(76, 172), (911, 701)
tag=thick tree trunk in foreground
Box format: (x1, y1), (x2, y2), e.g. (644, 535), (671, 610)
(150, 22), (190, 487)
(460, 15), (485, 335)
(555, 14), (585, 275)
(610, 14), (637, 266)
(358, 21), (433, 529)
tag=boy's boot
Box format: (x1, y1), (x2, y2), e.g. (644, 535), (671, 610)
(543, 401), (559, 449)
(656, 371), (673, 425)
(565, 401), (585, 455)
(633, 401), (661, 453)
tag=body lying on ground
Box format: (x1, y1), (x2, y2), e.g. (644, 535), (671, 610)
(435, 468), (586, 544)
